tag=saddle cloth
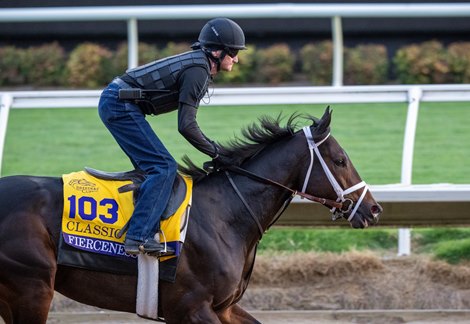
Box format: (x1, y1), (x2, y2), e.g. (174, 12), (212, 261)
(60, 170), (192, 263)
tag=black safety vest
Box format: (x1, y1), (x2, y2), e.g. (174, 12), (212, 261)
(120, 50), (211, 115)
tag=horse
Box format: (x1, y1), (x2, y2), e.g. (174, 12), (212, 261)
(0, 107), (382, 324)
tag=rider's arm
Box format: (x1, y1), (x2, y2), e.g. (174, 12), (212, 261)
(178, 103), (218, 158)
(177, 66), (219, 158)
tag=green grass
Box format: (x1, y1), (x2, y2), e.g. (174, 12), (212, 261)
(413, 102), (470, 183)
(4, 102), (470, 184)
(411, 228), (470, 263)
(432, 238), (470, 264)
(258, 227), (399, 253)
(259, 227), (470, 262)
(2, 102), (470, 263)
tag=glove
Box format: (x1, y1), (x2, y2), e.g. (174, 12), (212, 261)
(202, 154), (232, 173)
(213, 154), (232, 170)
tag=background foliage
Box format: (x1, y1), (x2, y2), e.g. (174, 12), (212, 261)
(1, 40), (470, 88)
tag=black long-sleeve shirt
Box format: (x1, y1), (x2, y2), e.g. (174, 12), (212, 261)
(176, 66), (218, 158)
(122, 55), (218, 158)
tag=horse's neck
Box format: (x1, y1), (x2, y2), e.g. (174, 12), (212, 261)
(229, 136), (307, 235)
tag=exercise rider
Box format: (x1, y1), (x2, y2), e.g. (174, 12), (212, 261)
(98, 18), (246, 256)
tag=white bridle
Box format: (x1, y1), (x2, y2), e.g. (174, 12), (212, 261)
(302, 126), (369, 223)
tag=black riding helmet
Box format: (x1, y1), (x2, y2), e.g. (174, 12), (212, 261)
(197, 17), (246, 50)
(192, 18), (246, 71)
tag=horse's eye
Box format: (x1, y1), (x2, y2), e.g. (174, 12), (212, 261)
(334, 158), (346, 167)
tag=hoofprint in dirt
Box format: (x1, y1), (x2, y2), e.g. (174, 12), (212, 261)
(50, 252), (470, 312)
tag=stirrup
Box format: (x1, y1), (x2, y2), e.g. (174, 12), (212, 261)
(146, 230), (174, 257)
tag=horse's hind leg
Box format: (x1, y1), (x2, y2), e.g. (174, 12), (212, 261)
(217, 304), (261, 324)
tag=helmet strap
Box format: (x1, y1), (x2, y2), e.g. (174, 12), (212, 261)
(203, 47), (226, 72)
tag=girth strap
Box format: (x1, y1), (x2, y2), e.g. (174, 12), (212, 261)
(225, 171), (264, 238)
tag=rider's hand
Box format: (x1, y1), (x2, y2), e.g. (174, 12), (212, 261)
(213, 155), (232, 169)
(203, 160), (215, 173)
(203, 155), (232, 173)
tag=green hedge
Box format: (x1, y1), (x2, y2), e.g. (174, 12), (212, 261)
(1, 39), (470, 88)
(23, 42), (67, 87)
(300, 40), (333, 85)
(253, 43), (295, 84)
(0, 46), (25, 86)
(344, 44), (389, 85)
(447, 42), (470, 83)
(66, 42), (114, 88)
(393, 40), (450, 84)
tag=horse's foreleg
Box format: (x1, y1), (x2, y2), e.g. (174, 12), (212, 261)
(2, 267), (56, 324)
(217, 304), (261, 324)
(0, 209), (58, 324)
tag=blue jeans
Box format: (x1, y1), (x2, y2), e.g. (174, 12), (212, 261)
(98, 81), (177, 242)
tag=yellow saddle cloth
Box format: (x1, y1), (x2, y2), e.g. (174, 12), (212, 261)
(61, 170), (192, 261)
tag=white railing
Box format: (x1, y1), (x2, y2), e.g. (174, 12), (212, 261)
(2, 3), (470, 85)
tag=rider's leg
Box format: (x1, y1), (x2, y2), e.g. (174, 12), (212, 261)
(98, 82), (177, 254)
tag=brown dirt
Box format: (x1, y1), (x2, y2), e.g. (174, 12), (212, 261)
(51, 252), (470, 312)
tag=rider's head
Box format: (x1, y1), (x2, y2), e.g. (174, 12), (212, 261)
(192, 18), (246, 72)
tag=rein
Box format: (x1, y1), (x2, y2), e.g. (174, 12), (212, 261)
(226, 165), (342, 209)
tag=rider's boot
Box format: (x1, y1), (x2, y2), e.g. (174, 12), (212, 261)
(124, 237), (175, 256)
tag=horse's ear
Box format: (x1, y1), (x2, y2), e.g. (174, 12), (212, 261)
(314, 106), (332, 133)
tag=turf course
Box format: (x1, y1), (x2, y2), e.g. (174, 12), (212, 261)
(3, 102), (470, 184)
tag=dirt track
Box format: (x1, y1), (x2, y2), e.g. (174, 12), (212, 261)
(44, 310), (470, 323)
(241, 252), (470, 310)
(45, 252), (470, 322)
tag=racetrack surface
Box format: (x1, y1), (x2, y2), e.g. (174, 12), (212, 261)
(3, 252), (469, 324)
(44, 310), (470, 323)
(43, 252), (470, 322)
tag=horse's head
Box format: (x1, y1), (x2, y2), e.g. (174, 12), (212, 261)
(300, 107), (382, 228)
(180, 107), (382, 229)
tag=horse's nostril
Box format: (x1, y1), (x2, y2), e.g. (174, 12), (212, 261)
(371, 204), (382, 220)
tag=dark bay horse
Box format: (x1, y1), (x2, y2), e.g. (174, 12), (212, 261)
(0, 108), (382, 323)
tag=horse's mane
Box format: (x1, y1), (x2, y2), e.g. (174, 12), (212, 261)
(179, 113), (317, 182)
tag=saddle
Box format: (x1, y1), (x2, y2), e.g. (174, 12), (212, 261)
(61, 167), (191, 253)
(59, 168), (193, 280)
(60, 168), (193, 320)
(85, 167), (188, 220)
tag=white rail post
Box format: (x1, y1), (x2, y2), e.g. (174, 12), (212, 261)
(398, 86), (423, 256)
(127, 18), (139, 69)
(402, 87), (422, 187)
(332, 16), (343, 87)
(0, 93), (13, 176)
(398, 228), (411, 256)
